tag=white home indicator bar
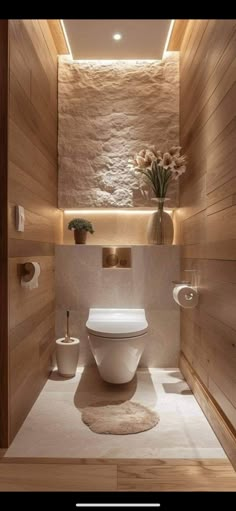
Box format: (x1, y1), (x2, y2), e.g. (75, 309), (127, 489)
(76, 505), (160, 508)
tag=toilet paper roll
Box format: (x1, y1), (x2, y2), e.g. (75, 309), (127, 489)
(173, 285), (198, 308)
(21, 262), (41, 290)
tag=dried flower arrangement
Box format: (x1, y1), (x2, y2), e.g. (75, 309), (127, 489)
(130, 146), (187, 199)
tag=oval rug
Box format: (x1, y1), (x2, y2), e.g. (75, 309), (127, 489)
(81, 400), (159, 434)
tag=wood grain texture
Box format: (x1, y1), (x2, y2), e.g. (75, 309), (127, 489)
(167, 20), (189, 51)
(180, 353), (236, 471)
(117, 460), (236, 491)
(47, 20), (69, 55)
(178, 19), (236, 443)
(0, 458), (235, 492)
(9, 239), (55, 258)
(8, 20), (61, 445)
(0, 463), (117, 491)
(0, 20), (9, 448)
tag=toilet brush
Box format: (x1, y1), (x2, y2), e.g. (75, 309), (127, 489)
(56, 310), (80, 376)
(64, 310), (71, 343)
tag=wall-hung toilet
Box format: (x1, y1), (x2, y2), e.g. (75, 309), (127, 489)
(86, 308), (148, 384)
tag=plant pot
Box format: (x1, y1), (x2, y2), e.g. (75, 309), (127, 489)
(74, 229), (87, 244)
(56, 337), (80, 377)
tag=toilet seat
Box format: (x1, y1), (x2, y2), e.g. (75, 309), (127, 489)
(86, 308), (148, 339)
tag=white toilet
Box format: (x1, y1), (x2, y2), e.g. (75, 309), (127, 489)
(86, 308), (148, 384)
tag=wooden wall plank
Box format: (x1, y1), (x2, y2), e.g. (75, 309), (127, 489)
(8, 20), (61, 444)
(183, 84), (236, 159)
(9, 121), (57, 191)
(181, 21), (236, 125)
(180, 353), (236, 470)
(181, 29), (236, 141)
(8, 204), (56, 243)
(180, 20), (209, 78)
(10, 312), (55, 439)
(8, 257), (55, 331)
(47, 20), (69, 55)
(208, 378), (236, 429)
(10, 70), (57, 165)
(207, 177), (236, 207)
(0, 20), (9, 448)
(9, 239), (55, 258)
(38, 20), (58, 61)
(167, 20), (188, 51)
(179, 19), (236, 448)
(183, 211), (206, 245)
(10, 301), (55, 351)
(206, 205), (236, 242)
(9, 161), (57, 207)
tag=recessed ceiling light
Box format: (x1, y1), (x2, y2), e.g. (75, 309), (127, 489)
(113, 33), (122, 41)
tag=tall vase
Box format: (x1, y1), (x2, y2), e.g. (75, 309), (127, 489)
(147, 198), (174, 245)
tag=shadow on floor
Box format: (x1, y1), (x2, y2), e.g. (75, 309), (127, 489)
(74, 366), (157, 410)
(48, 370), (75, 381)
(74, 366), (138, 409)
(163, 382), (192, 395)
(166, 370), (185, 380)
(163, 369), (192, 395)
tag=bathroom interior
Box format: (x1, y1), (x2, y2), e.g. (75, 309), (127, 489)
(0, 19), (236, 492)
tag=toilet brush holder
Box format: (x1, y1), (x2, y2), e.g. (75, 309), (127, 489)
(56, 310), (80, 377)
(56, 338), (80, 377)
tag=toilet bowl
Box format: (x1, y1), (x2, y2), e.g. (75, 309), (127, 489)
(86, 308), (148, 384)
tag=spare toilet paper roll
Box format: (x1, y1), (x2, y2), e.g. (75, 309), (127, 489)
(21, 262), (41, 290)
(173, 285), (198, 308)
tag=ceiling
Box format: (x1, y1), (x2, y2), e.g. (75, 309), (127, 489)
(63, 19), (172, 60)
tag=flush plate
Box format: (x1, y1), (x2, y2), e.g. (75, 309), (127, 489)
(102, 247), (131, 268)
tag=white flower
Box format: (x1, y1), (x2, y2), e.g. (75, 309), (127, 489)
(130, 145), (187, 198)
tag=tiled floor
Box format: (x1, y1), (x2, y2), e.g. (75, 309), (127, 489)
(5, 368), (226, 459)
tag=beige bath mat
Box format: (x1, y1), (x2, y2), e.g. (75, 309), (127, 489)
(81, 401), (159, 434)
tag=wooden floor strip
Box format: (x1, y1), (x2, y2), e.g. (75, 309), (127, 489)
(0, 458), (235, 492)
(0, 463), (117, 492)
(117, 460), (236, 492)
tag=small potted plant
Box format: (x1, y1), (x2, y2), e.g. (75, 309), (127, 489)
(68, 218), (94, 244)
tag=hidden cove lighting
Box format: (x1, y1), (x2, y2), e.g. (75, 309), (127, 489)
(162, 19), (175, 59)
(64, 209), (155, 215)
(60, 20), (175, 62)
(60, 19), (73, 59)
(63, 208), (173, 215)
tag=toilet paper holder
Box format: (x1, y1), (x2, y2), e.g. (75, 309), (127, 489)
(172, 269), (198, 288)
(21, 262), (37, 282)
(20, 262), (41, 289)
(172, 280), (198, 308)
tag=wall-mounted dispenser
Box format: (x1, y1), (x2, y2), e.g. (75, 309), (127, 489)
(21, 262), (41, 290)
(172, 283), (198, 308)
(172, 270), (198, 308)
(15, 205), (25, 232)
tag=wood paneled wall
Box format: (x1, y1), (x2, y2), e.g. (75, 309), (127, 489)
(178, 20), (236, 432)
(0, 20), (9, 447)
(8, 20), (61, 443)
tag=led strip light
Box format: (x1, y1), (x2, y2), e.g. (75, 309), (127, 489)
(60, 20), (175, 62)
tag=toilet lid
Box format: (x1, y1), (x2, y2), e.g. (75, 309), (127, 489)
(86, 308), (148, 339)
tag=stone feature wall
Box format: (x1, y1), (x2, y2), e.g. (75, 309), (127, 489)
(58, 55), (179, 208)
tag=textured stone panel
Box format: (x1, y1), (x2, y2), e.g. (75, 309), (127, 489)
(58, 55), (179, 208)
